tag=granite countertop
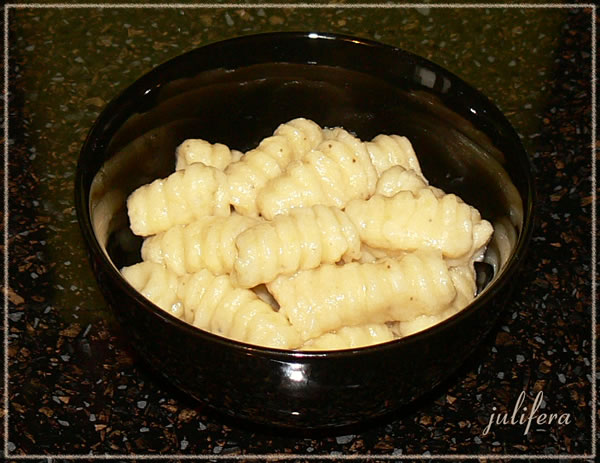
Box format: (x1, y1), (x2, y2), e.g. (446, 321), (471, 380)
(4, 1), (595, 460)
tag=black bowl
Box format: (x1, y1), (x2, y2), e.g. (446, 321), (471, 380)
(75, 32), (534, 430)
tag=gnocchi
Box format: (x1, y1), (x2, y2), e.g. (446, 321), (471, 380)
(232, 204), (361, 288)
(141, 213), (260, 277)
(178, 269), (302, 349)
(344, 189), (493, 266)
(256, 128), (377, 219)
(267, 251), (457, 341)
(127, 162), (230, 236)
(225, 117), (323, 216)
(175, 138), (243, 171)
(365, 134), (424, 177)
(121, 119), (493, 350)
(301, 323), (396, 350)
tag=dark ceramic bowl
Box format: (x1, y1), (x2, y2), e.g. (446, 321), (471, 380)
(75, 32), (534, 430)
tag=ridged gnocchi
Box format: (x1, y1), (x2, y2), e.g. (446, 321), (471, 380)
(141, 213), (260, 277)
(232, 204), (361, 288)
(175, 138), (243, 171)
(121, 261), (183, 318)
(127, 162), (230, 236)
(393, 265), (477, 338)
(121, 262), (301, 349)
(344, 189), (493, 266)
(301, 323), (396, 350)
(178, 269), (301, 349)
(267, 251), (457, 341)
(365, 134), (424, 177)
(122, 119), (494, 350)
(256, 129), (377, 220)
(375, 165), (433, 197)
(226, 117), (323, 216)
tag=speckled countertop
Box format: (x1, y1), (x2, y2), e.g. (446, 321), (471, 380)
(3, 1), (596, 460)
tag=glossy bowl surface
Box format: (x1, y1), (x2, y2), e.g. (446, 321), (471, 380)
(75, 32), (534, 430)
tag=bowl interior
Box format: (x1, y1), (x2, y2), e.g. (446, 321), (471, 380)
(79, 32), (532, 340)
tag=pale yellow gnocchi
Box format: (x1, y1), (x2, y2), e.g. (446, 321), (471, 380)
(141, 213), (260, 277)
(256, 128), (377, 219)
(175, 138), (243, 171)
(127, 162), (230, 237)
(267, 251), (457, 341)
(365, 133), (424, 177)
(178, 269), (301, 349)
(301, 323), (396, 350)
(232, 204), (361, 288)
(375, 165), (433, 197)
(121, 261), (182, 318)
(121, 119), (493, 350)
(226, 117), (323, 216)
(344, 189), (493, 267)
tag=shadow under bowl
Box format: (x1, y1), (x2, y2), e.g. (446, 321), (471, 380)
(75, 32), (535, 430)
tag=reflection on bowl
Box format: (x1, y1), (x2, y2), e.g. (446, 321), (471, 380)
(75, 32), (534, 430)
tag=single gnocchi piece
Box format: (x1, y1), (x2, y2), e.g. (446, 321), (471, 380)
(344, 189), (493, 266)
(232, 204), (361, 288)
(375, 165), (435, 197)
(274, 117), (325, 158)
(127, 162), (230, 236)
(375, 165), (427, 196)
(396, 265), (478, 337)
(365, 134), (424, 177)
(177, 269), (301, 349)
(175, 138), (242, 171)
(322, 127), (378, 194)
(268, 251), (456, 341)
(394, 308), (456, 338)
(225, 118), (323, 216)
(121, 261), (183, 319)
(449, 265), (478, 309)
(141, 213), (260, 277)
(256, 129), (377, 219)
(300, 323), (396, 350)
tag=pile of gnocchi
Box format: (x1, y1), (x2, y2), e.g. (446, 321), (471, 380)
(121, 118), (493, 350)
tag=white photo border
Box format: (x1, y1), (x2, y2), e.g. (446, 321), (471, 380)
(2, 2), (597, 461)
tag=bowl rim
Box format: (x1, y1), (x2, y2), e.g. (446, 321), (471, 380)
(75, 30), (536, 360)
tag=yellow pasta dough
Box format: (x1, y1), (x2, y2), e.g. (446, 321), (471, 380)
(323, 127), (379, 194)
(394, 265), (477, 337)
(449, 265), (478, 310)
(344, 189), (493, 266)
(395, 311), (453, 338)
(365, 134), (424, 177)
(375, 165), (434, 197)
(267, 251), (457, 341)
(121, 261), (183, 318)
(141, 213), (260, 277)
(122, 119), (495, 350)
(127, 162), (230, 236)
(175, 138), (242, 171)
(178, 270), (301, 349)
(232, 204), (361, 288)
(256, 129), (378, 219)
(225, 117), (323, 216)
(300, 323), (396, 350)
